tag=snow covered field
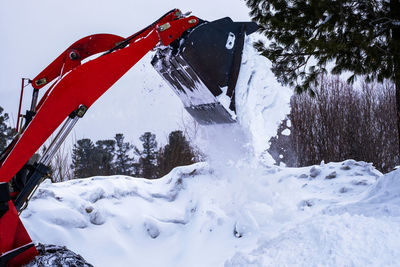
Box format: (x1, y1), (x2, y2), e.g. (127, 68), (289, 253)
(21, 37), (400, 266)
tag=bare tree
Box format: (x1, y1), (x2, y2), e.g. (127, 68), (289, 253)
(51, 142), (73, 182)
(269, 75), (398, 173)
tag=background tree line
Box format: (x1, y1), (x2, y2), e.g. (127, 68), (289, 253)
(246, 0), (400, 158)
(70, 130), (200, 179)
(3, 74), (398, 178)
(0, 106), (15, 153)
(269, 75), (398, 173)
(0, 105), (199, 182)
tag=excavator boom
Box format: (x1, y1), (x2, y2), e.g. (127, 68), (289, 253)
(0, 9), (256, 266)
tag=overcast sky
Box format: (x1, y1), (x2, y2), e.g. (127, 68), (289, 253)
(0, 0), (252, 146)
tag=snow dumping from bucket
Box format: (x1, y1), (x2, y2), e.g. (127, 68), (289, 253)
(234, 34), (292, 165)
(189, 34), (293, 167)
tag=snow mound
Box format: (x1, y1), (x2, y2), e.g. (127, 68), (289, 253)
(22, 160), (400, 267)
(325, 167), (400, 217)
(226, 214), (400, 267)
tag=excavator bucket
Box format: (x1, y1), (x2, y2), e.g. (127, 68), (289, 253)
(151, 17), (258, 125)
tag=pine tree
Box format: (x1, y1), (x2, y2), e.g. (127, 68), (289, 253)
(95, 139), (116, 176)
(71, 138), (97, 178)
(0, 106), (15, 153)
(156, 131), (197, 177)
(135, 132), (158, 179)
(114, 133), (134, 176)
(246, 0), (400, 155)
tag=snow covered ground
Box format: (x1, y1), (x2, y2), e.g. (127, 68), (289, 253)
(20, 35), (400, 267)
(22, 158), (400, 266)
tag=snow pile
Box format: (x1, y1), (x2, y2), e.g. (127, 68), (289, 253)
(325, 167), (400, 217)
(22, 160), (400, 266)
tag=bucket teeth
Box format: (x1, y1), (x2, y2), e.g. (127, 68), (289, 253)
(152, 17), (258, 125)
(185, 103), (236, 125)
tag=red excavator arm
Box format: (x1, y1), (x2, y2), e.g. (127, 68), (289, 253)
(0, 9), (199, 266)
(0, 8), (257, 266)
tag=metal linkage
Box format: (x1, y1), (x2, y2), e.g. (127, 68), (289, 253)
(20, 88), (40, 130)
(14, 105), (87, 213)
(16, 78), (32, 133)
(40, 117), (78, 166)
(30, 89), (39, 112)
(14, 163), (49, 213)
(0, 242), (35, 266)
(40, 104), (87, 166)
(0, 182), (10, 218)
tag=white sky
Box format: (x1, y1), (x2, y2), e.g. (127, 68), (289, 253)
(0, 0), (252, 146)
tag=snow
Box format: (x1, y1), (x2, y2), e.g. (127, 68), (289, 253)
(22, 159), (400, 266)
(281, 128), (290, 136)
(217, 86), (236, 120)
(153, 52), (220, 108)
(235, 35), (292, 164)
(15, 15), (400, 267)
(325, 167), (400, 217)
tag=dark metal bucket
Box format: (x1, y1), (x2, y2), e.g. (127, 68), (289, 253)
(152, 17), (257, 125)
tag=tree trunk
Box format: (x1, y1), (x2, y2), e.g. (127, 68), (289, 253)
(396, 76), (400, 159)
(391, 0), (400, 159)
